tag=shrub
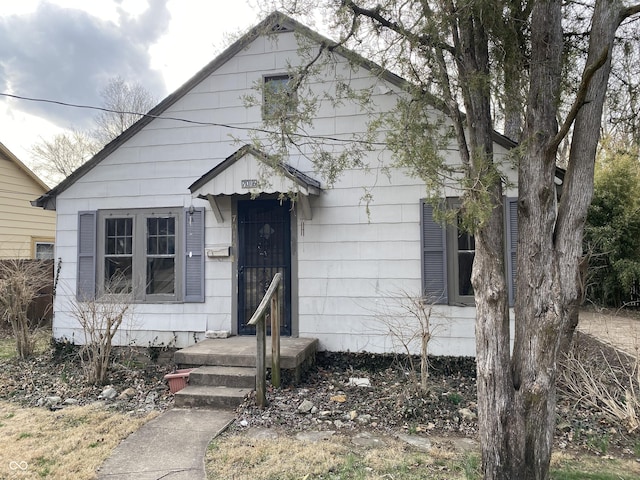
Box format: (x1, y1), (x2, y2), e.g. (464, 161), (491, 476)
(0, 259), (53, 358)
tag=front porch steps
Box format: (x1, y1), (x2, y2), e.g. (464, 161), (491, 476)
(172, 336), (318, 409)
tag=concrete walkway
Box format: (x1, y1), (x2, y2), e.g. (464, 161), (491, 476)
(96, 408), (234, 480)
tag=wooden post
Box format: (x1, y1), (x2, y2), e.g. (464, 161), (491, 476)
(256, 315), (267, 408)
(247, 273), (281, 409)
(271, 285), (281, 388)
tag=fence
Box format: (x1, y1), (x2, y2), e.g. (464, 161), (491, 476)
(0, 259), (54, 329)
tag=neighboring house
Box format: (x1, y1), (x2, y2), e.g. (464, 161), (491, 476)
(34, 12), (522, 356)
(0, 142), (55, 259)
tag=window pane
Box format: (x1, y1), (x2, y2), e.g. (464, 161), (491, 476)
(146, 258), (175, 294)
(458, 231), (475, 251)
(148, 217), (158, 236)
(159, 237), (167, 255)
(264, 75), (296, 116)
(147, 236), (157, 255)
(105, 257), (133, 294)
(158, 218), (169, 235)
(35, 243), (54, 260)
(458, 251), (475, 296)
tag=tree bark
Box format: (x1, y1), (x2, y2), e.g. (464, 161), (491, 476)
(509, 1), (630, 479)
(510, 1), (564, 479)
(453, 5), (521, 479)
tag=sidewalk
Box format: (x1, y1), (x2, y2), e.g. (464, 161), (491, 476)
(96, 408), (235, 480)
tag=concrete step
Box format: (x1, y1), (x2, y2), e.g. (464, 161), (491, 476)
(174, 337), (318, 371)
(174, 385), (251, 409)
(189, 366), (255, 389)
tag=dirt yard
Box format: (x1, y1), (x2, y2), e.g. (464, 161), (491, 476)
(578, 308), (640, 358)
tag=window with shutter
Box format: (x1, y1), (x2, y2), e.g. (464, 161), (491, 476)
(421, 198), (517, 307)
(78, 207), (204, 303)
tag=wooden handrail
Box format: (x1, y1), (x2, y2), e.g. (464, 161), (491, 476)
(247, 272), (282, 408)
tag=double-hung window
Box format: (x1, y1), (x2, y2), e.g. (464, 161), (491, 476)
(421, 198), (517, 306)
(77, 207), (204, 303)
(99, 209), (180, 301)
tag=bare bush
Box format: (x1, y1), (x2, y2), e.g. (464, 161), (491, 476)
(70, 286), (132, 385)
(0, 259), (53, 358)
(559, 338), (640, 433)
(375, 291), (438, 392)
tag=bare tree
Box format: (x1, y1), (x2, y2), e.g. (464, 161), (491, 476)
(255, 2), (640, 478)
(92, 76), (156, 145)
(31, 129), (99, 186)
(30, 76), (156, 185)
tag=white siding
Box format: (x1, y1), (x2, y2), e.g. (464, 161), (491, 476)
(51, 27), (513, 356)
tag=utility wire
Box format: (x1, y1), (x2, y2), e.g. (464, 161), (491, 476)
(0, 92), (388, 147)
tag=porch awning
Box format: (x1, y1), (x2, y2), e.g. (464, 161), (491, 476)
(188, 145), (321, 221)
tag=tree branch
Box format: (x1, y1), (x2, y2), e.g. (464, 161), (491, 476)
(620, 4), (640, 21)
(340, 0), (456, 54)
(548, 48), (608, 153)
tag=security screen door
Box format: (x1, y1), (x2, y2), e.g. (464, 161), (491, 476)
(237, 199), (291, 335)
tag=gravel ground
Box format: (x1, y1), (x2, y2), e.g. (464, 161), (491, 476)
(1, 330), (639, 457)
(232, 332), (640, 458)
(0, 340), (175, 415)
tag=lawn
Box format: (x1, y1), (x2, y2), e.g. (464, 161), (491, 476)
(205, 431), (640, 480)
(0, 400), (156, 479)
(0, 332), (158, 479)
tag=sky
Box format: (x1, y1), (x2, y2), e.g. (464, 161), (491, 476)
(0, 0), (269, 177)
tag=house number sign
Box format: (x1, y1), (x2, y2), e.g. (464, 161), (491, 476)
(241, 179), (258, 188)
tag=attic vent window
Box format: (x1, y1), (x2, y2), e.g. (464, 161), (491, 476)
(271, 23), (292, 32)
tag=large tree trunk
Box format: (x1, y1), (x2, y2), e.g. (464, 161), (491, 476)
(508, 1), (626, 479)
(456, 6), (521, 479)
(510, 4), (564, 480)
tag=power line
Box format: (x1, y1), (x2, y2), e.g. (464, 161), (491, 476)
(0, 92), (388, 147)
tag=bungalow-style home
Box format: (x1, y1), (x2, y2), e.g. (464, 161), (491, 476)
(0, 142), (55, 259)
(34, 12), (520, 357)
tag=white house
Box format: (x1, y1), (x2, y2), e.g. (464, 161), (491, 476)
(34, 12), (519, 357)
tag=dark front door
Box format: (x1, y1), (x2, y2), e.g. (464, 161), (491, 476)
(237, 199), (291, 335)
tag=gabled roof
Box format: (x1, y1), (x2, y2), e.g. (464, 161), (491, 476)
(0, 141), (50, 191)
(189, 144), (321, 196)
(33, 10), (516, 210)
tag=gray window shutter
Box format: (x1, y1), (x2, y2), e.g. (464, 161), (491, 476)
(77, 211), (96, 301)
(421, 201), (448, 304)
(184, 207), (205, 302)
(506, 198), (518, 306)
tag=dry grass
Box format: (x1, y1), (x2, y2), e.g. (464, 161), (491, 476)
(551, 451), (640, 479)
(206, 432), (472, 480)
(0, 400), (157, 479)
(0, 330), (50, 360)
(206, 431), (640, 480)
